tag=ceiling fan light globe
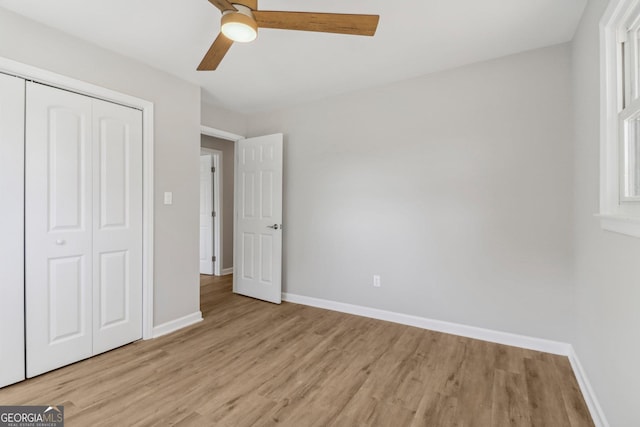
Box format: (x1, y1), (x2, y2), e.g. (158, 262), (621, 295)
(221, 12), (258, 43)
(222, 22), (257, 42)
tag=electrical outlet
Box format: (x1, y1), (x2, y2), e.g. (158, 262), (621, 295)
(164, 192), (173, 205)
(373, 275), (381, 288)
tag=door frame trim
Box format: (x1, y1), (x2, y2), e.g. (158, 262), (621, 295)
(200, 125), (245, 280)
(200, 148), (222, 276)
(201, 125), (244, 142)
(0, 57), (156, 340)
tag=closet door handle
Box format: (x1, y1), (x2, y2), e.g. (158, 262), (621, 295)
(55, 239), (66, 245)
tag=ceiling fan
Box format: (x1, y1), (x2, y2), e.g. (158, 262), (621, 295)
(198, 0), (380, 70)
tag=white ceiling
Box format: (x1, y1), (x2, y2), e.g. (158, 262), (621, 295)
(0, 0), (586, 114)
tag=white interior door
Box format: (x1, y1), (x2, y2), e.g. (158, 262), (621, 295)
(92, 98), (143, 355)
(200, 155), (214, 275)
(26, 82), (94, 378)
(0, 73), (26, 388)
(234, 134), (283, 304)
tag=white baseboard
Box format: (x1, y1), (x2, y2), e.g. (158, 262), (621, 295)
(221, 267), (233, 276)
(152, 311), (203, 338)
(568, 347), (609, 427)
(282, 293), (570, 356)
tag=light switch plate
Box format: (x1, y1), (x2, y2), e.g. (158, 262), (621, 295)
(164, 192), (173, 205)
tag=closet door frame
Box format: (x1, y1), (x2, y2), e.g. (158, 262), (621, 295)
(0, 57), (155, 340)
(0, 73), (26, 388)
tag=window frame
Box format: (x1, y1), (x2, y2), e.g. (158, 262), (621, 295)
(619, 6), (640, 202)
(599, 0), (640, 238)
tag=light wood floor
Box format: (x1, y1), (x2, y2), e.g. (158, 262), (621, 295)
(0, 275), (593, 426)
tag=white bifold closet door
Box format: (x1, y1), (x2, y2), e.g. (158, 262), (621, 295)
(25, 82), (143, 378)
(0, 73), (26, 388)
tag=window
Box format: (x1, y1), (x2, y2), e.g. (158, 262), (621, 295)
(599, 0), (640, 237)
(620, 7), (640, 202)
(621, 116), (640, 201)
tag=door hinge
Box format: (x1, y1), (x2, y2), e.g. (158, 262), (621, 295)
(212, 256), (216, 262)
(212, 211), (216, 217)
(211, 166), (216, 173)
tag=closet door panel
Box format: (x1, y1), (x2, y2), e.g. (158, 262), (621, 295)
(0, 73), (25, 388)
(26, 82), (93, 378)
(92, 99), (143, 354)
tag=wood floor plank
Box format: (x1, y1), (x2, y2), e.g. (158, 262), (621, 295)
(0, 275), (594, 427)
(550, 355), (595, 427)
(411, 391), (459, 427)
(491, 369), (531, 427)
(421, 333), (467, 397)
(524, 357), (572, 427)
(172, 411), (207, 427)
(455, 339), (496, 426)
(330, 394), (417, 427)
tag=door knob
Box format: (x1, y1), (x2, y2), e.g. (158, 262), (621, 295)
(266, 224), (280, 230)
(55, 239), (66, 245)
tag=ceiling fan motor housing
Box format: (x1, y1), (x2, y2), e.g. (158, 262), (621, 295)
(221, 4), (258, 42)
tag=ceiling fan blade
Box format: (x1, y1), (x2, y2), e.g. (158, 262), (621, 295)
(253, 11), (379, 36)
(207, 0), (237, 13)
(233, 0), (257, 9)
(198, 33), (233, 71)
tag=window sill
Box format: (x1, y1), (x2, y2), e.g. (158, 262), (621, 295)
(596, 214), (640, 238)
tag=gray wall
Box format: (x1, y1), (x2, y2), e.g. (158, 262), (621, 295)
(572, 1), (640, 426)
(202, 102), (247, 137)
(0, 8), (202, 326)
(247, 44), (575, 343)
(201, 135), (235, 271)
